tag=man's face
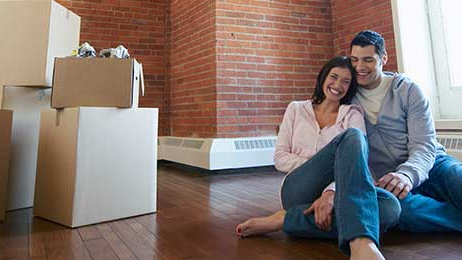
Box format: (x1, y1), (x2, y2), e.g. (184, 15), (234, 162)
(350, 45), (387, 90)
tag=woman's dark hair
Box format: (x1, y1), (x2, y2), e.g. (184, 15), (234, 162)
(312, 56), (358, 105)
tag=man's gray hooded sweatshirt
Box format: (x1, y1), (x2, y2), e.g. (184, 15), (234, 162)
(353, 72), (446, 189)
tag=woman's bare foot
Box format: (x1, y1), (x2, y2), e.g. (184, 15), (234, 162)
(350, 237), (385, 260)
(236, 210), (286, 237)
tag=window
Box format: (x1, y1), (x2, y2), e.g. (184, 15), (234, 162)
(428, 0), (462, 117)
(392, 0), (462, 118)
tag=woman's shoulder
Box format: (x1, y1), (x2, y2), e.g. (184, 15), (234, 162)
(339, 103), (364, 116)
(287, 100), (312, 110)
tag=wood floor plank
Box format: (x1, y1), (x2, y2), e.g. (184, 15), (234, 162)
(78, 225), (103, 241)
(108, 219), (165, 260)
(125, 217), (183, 260)
(84, 238), (119, 260)
(30, 217), (91, 260)
(96, 223), (137, 260)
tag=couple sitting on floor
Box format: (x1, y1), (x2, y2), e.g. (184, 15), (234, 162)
(236, 30), (462, 260)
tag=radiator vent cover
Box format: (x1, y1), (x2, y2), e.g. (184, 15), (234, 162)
(165, 138), (182, 147)
(234, 139), (276, 150)
(164, 138), (204, 150)
(182, 139), (204, 149)
(437, 137), (462, 151)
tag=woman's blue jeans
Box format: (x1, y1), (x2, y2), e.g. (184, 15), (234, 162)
(280, 128), (401, 254)
(397, 154), (462, 232)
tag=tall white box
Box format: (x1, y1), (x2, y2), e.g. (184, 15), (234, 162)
(0, 0), (80, 87)
(1, 86), (51, 210)
(34, 107), (158, 228)
(0, 110), (13, 221)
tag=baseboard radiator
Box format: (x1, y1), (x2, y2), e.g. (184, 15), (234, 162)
(158, 136), (277, 170)
(435, 119), (462, 161)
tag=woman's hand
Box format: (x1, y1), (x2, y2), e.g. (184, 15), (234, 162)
(303, 190), (335, 231)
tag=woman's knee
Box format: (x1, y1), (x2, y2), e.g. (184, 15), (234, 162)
(338, 128), (367, 148)
(343, 127), (365, 139)
(377, 188), (401, 231)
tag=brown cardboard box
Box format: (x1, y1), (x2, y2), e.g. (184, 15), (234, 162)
(0, 110), (13, 221)
(34, 107), (157, 227)
(51, 58), (145, 108)
(0, 0), (80, 87)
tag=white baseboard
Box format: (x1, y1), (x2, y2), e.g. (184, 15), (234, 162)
(158, 136), (277, 170)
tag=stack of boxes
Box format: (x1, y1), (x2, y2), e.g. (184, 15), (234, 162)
(0, 0), (80, 217)
(34, 58), (158, 228)
(0, 0), (158, 227)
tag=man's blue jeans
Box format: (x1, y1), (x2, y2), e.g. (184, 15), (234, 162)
(398, 154), (462, 232)
(280, 128), (401, 254)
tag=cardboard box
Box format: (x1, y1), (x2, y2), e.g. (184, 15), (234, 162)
(0, 110), (13, 221)
(34, 107), (158, 227)
(51, 58), (145, 108)
(0, 0), (80, 87)
(1, 86), (51, 210)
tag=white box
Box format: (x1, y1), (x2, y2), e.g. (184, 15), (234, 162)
(0, 0), (80, 87)
(34, 107), (158, 228)
(1, 86), (51, 210)
(0, 110), (13, 221)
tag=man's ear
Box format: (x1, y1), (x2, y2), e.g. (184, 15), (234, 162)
(381, 53), (388, 66)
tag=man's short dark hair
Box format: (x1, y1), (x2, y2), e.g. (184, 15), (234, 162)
(350, 30), (386, 57)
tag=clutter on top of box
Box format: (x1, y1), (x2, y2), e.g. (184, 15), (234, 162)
(51, 43), (145, 109)
(0, 0), (80, 87)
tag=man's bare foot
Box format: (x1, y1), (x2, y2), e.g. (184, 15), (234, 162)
(236, 210), (286, 237)
(350, 237), (385, 260)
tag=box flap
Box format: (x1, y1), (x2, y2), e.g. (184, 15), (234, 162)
(140, 63), (145, 97)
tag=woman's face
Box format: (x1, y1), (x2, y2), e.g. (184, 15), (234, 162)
(322, 67), (352, 103)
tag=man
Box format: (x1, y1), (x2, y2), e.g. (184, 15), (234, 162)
(350, 30), (462, 232)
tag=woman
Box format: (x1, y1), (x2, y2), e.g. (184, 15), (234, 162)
(236, 57), (400, 260)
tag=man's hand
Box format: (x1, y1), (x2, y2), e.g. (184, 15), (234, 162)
(303, 190), (335, 231)
(376, 172), (412, 199)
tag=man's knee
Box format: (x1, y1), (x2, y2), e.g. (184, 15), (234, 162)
(377, 188), (401, 231)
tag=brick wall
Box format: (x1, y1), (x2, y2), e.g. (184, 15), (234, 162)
(169, 0), (217, 137)
(57, 0), (397, 138)
(331, 0), (397, 71)
(56, 0), (168, 135)
(215, 0), (333, 137)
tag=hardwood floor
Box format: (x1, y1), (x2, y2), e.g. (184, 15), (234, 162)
(1, 163), (461, 260)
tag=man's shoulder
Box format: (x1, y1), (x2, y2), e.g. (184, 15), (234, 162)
(384, 72), (418, 90)
(384, 72), (428, 105)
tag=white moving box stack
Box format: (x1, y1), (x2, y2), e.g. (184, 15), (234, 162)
(34, 58), (158, 228)
(0, 0), (80, 213)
